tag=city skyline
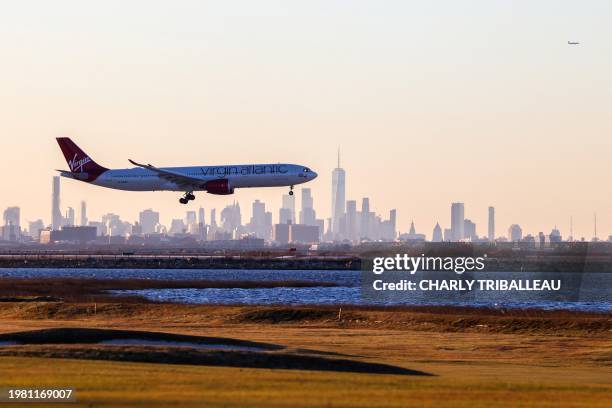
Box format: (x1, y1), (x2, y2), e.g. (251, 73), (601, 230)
(5, 150), (607, 241)
(3, 148), (610, 242)
(3, 169), (610, 243)
(1, 2), (611, 238)
(2, 155), (612, 242)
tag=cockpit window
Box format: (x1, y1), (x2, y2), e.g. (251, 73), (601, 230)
(303, 167), (310, 172)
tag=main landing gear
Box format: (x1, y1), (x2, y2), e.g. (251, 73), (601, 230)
(179, 192), (195, 204)
(288, 185), (294, 196)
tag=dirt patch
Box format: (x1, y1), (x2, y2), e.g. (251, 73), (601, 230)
(233, 308), (343, 323)
(0, 296), (62, 302)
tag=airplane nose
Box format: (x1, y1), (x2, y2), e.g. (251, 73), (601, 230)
(311, 171), (318, 179)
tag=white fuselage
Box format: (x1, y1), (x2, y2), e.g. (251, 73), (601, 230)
(79, 163), (317, 192)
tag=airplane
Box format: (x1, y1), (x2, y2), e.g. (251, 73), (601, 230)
(56, 137), (317, 204)
(568, 41), (580, 45)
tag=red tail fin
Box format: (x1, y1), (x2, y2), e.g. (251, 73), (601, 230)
(56, 138), (108, 177)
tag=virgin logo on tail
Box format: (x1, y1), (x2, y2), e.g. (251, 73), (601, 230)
(69, 154), (92, 173)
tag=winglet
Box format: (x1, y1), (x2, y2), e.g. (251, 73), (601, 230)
(129, 159), (154, 169)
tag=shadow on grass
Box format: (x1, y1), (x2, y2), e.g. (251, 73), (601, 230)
(0, 328), (432, 376)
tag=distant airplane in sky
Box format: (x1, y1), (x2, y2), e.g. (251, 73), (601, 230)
(56, 138), (317, 204)
(568, 41), (580, 45)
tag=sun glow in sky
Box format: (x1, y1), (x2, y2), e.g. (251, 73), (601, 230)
(1, 1), (611, 239)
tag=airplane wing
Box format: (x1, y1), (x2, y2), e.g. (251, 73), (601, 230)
(128, 159), (206, 190)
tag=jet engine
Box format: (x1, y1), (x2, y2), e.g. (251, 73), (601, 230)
(205, 179), (234, 195)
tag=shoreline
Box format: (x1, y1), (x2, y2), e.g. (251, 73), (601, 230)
(0, 276), (609, 314)
(1, 253), (612, 271)
(0, 256), (360, 270)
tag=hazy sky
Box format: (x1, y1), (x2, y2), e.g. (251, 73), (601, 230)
(1, 1), (611, 239)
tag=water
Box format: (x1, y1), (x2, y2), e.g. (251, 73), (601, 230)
(98, 339), (264, 352)
(0, 268), (355, 286)
(1, 268), (610, 312)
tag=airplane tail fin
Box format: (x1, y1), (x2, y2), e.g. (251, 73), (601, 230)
(56, 137), (108, 175)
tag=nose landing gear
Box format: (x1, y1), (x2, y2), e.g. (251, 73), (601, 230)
(179, 192), (196, 204)
(288, 185), (294, 196)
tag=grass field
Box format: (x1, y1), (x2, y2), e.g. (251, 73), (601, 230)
(0, 302), (609, 407)
(1, 356), (610, 408)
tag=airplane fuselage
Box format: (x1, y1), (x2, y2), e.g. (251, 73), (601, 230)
(62, 163), (316, 192)
(56, 137), (317, 202)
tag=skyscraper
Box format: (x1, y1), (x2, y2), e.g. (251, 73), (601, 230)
(52, 176), (62, 230)
(197, 207), (206, 241)
(3, 207), (20, 227)
(279, 208), (293, 225)
(281, 194), (295, 224)
(185, 211), (197, 234)
(331, 149), (346, 240)
(169, 219), (186, 235)
(432, 222), (443, 242)
(274, 222), (290, 244)
(251, 200), (265, 224)
(508, 224), (523, 242)
(221, 202), (241, 233)
(28, 220), (44, 240)
(139, 209), (160, 235)
(66, 207), (75, 226)
(102, 213), (123, 236)
(463, 219), (476, 241)
(389, 209), (397, 240)
(450, 202), (465, 241)
(265, 211), (273, 240)
(360, 197), (370, 239)
(198, 207), (206, 226)
(80, 201), (88, 227)
(249, 200), (271, 240)
(549, 226), (562, 243)
(209, 208), (217, 239)
(2, 207), (21, 241)
(299, 188), (316, 226)
(443, 228), (453, 241)
(345, 200), (358, 241)
(210, 209), (217, 227)
(185, 211), (197, 226)
(399, 220), (425, 241)
(488, 206), (495, 242)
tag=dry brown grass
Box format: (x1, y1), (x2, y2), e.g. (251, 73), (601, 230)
(0, 301), (609, 407)
(0, 302), (608, 336)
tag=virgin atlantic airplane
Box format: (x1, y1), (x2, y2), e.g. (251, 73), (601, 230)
(56, 138), (317, 204)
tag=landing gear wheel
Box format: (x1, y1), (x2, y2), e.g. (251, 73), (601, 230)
(289, 185), (294, 196)
(179, 192), (195, 204)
